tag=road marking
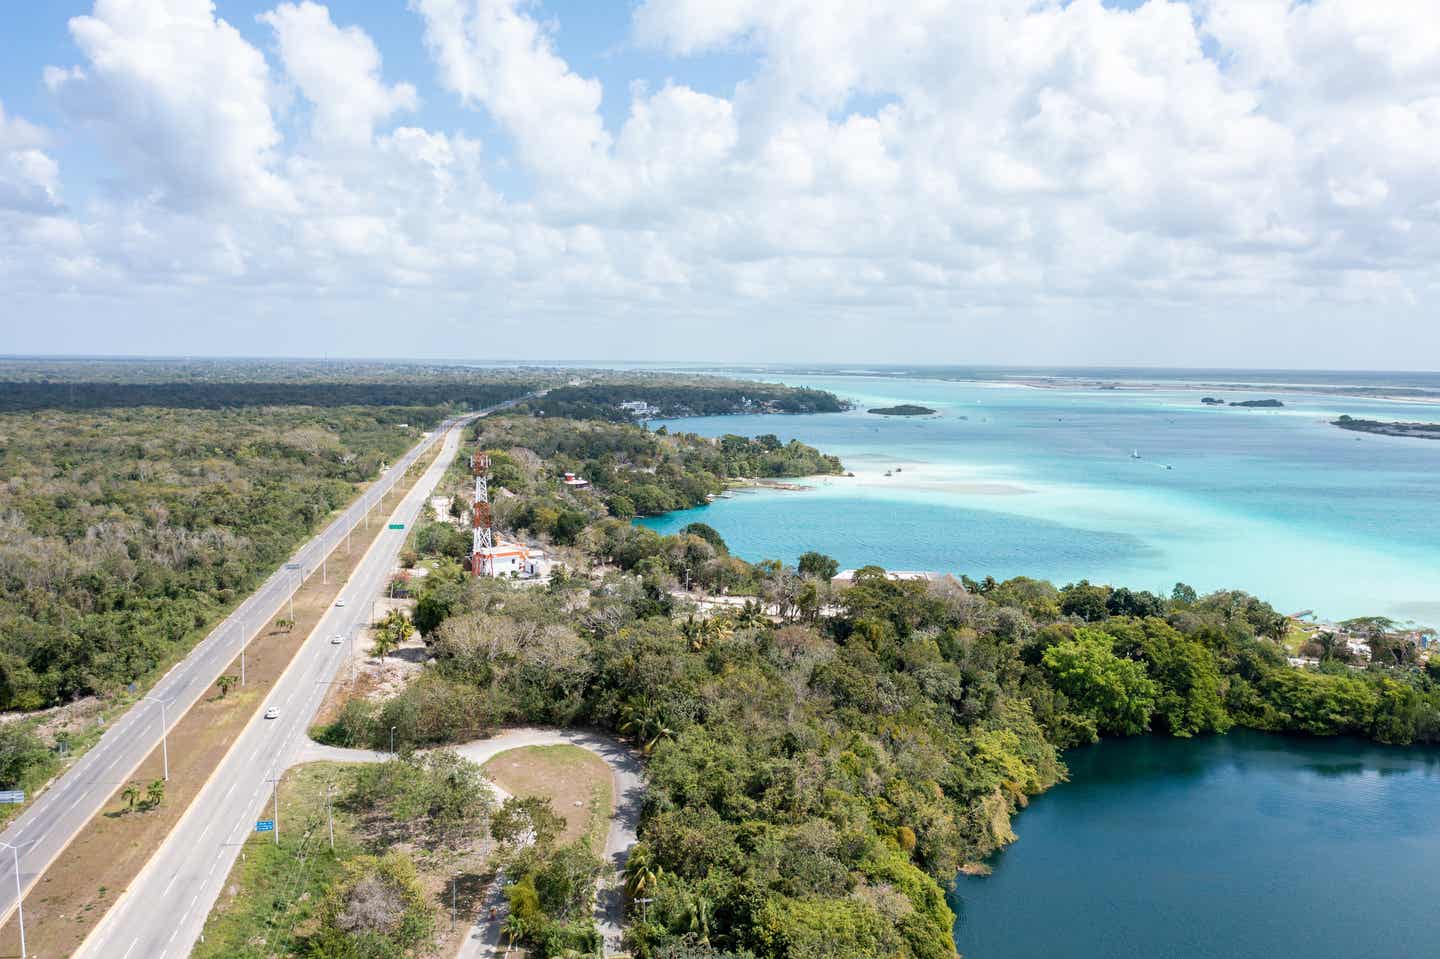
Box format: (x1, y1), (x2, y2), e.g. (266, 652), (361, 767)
(162, 871), (179, 896)
(121, 938), (139, 959)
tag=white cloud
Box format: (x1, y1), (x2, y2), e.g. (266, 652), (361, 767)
(0, 100), (62, 213)
(413, 0), (610, 183)
(6, 0), (1440, 364)
(47, 0), (290, 210)
(260, 2), (418, 147)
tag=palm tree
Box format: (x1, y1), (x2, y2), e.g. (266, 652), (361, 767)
(619, 699), (674, 756)
(683, 891), (713, 943)
(215, 674), (237, 699)
(372, 609), (414, 659)
(623, 844), (663, 898)
(121, 784), (140, 811)
(502, 912), (527, 957)
(736, 599), (767, 630)
(146, 778), (165, 809)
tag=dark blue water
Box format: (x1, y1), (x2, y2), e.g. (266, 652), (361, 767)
(951, 732), (1440, 959)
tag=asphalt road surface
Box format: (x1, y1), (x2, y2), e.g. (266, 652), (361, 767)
(0, 408), (485, 952)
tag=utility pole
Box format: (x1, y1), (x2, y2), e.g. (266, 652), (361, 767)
(240, 620), (247, 686)
(269, 772), (281, 846)
(390, 726), (397, 756)
(0, 840), (36, 959)
(143, 696), (172, 780)
(326, 782), (336, 851)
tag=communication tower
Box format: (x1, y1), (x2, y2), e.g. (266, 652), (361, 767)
(471, 448), (493, 577)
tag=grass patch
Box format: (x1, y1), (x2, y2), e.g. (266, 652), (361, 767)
(483, 744), (613, 849)
(195, 763), (362, 959)
(197, 755), (496, 959)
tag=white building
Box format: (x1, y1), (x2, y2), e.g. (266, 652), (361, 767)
(562, 471), (590, 489)
(474, 541), (538, 578)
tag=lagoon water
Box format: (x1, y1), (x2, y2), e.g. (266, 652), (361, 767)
(639, 372), (1440, 622)
(950, 731), (1440, 959)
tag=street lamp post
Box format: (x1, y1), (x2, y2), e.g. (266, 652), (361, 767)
(0, 839), (36, 959)
(142, 696), (173, 780)
(390, 726), (397, 756)
(326, 782), (336, 851)
(269, 772), (281, 846)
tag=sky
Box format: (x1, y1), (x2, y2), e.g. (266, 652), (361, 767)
(0, 0), (1438, 369)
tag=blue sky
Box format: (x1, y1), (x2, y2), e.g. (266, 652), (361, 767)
(1, 1), (1437, 368)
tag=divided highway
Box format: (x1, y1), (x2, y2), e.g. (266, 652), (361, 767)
(0, 407), (486, 945)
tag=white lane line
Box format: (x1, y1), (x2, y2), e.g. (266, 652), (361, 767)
(162, 871), (179, 896)
(199, 821), (211, 841)
(121, 938), (139, 959)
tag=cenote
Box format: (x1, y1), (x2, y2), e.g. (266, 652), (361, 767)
(950, 730), (1440, 958)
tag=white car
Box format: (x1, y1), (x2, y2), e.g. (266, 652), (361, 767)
(264, 706), (279, 719)
(335, 599), (346, 607)
(331, 634), (344, 645)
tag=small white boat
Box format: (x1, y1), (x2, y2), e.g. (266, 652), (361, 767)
(1130, 449), (1141, 459)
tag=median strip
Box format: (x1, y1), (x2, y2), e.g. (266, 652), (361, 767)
(0, 439), (447, 958)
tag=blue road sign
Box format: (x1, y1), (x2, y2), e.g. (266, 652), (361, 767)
(255, 819), (275, 832)
(0, 790), (25, 805)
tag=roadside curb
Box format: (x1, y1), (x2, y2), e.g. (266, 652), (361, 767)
(67, 423), (467, 958)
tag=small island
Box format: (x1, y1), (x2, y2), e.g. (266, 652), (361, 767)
(1332, 414), (1440, 439)
(868, 404), (937, 416)
(1201, 396), (1225, 405)
(1230, 399), (1284, 408)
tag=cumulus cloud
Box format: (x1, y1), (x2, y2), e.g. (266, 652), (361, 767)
(0, 100), (62, 214)
(6, 0), (1440, 363)
(46, 0), (289, 210)
(260, 2), (418, 147)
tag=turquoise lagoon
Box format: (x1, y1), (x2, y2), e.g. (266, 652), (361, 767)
(638, 373), (1440, 622)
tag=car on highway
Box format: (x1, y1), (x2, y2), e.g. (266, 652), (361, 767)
(331, 634), (344, 645)
(335, 598), (346, 607)
(264, 706), (279, 719)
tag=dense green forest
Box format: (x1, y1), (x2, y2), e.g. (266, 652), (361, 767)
(0, 381), (535, 413)
(0, 403), (450, 714)
(470, 416), (843, 538)
(320, 418), (1440, 959)
(515, 383), (847, 421)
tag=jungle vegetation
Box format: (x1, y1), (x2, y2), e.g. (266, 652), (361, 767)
(324, 418), (1440, 959)
(0, 403), (452, 715)
(514, 383), (846, 421)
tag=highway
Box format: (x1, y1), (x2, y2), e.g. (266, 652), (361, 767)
(72, 415), (476, 959)
(0, 407), (485, 948)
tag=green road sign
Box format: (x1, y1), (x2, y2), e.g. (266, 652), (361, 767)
(387, 523), (405, 530)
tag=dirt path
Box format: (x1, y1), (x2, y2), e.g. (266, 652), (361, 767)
(295, 727), (643, 957)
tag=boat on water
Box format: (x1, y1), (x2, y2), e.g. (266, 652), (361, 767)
(1131, 449), (1142, 459)
(884, 470), (893, 477)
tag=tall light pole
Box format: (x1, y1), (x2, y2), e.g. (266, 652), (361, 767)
(0, 839), (36, 959)
(268, 771), (281, 846)
(239, 619), (247, 686)
(390, 726), (397, 756)
(142, 695), (173, 781)
(326, 782), (336, 852)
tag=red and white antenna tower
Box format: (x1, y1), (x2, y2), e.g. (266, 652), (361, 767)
(471, 448), (493, 577)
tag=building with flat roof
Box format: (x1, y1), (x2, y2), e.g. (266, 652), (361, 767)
(473, 541), (536, 578)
